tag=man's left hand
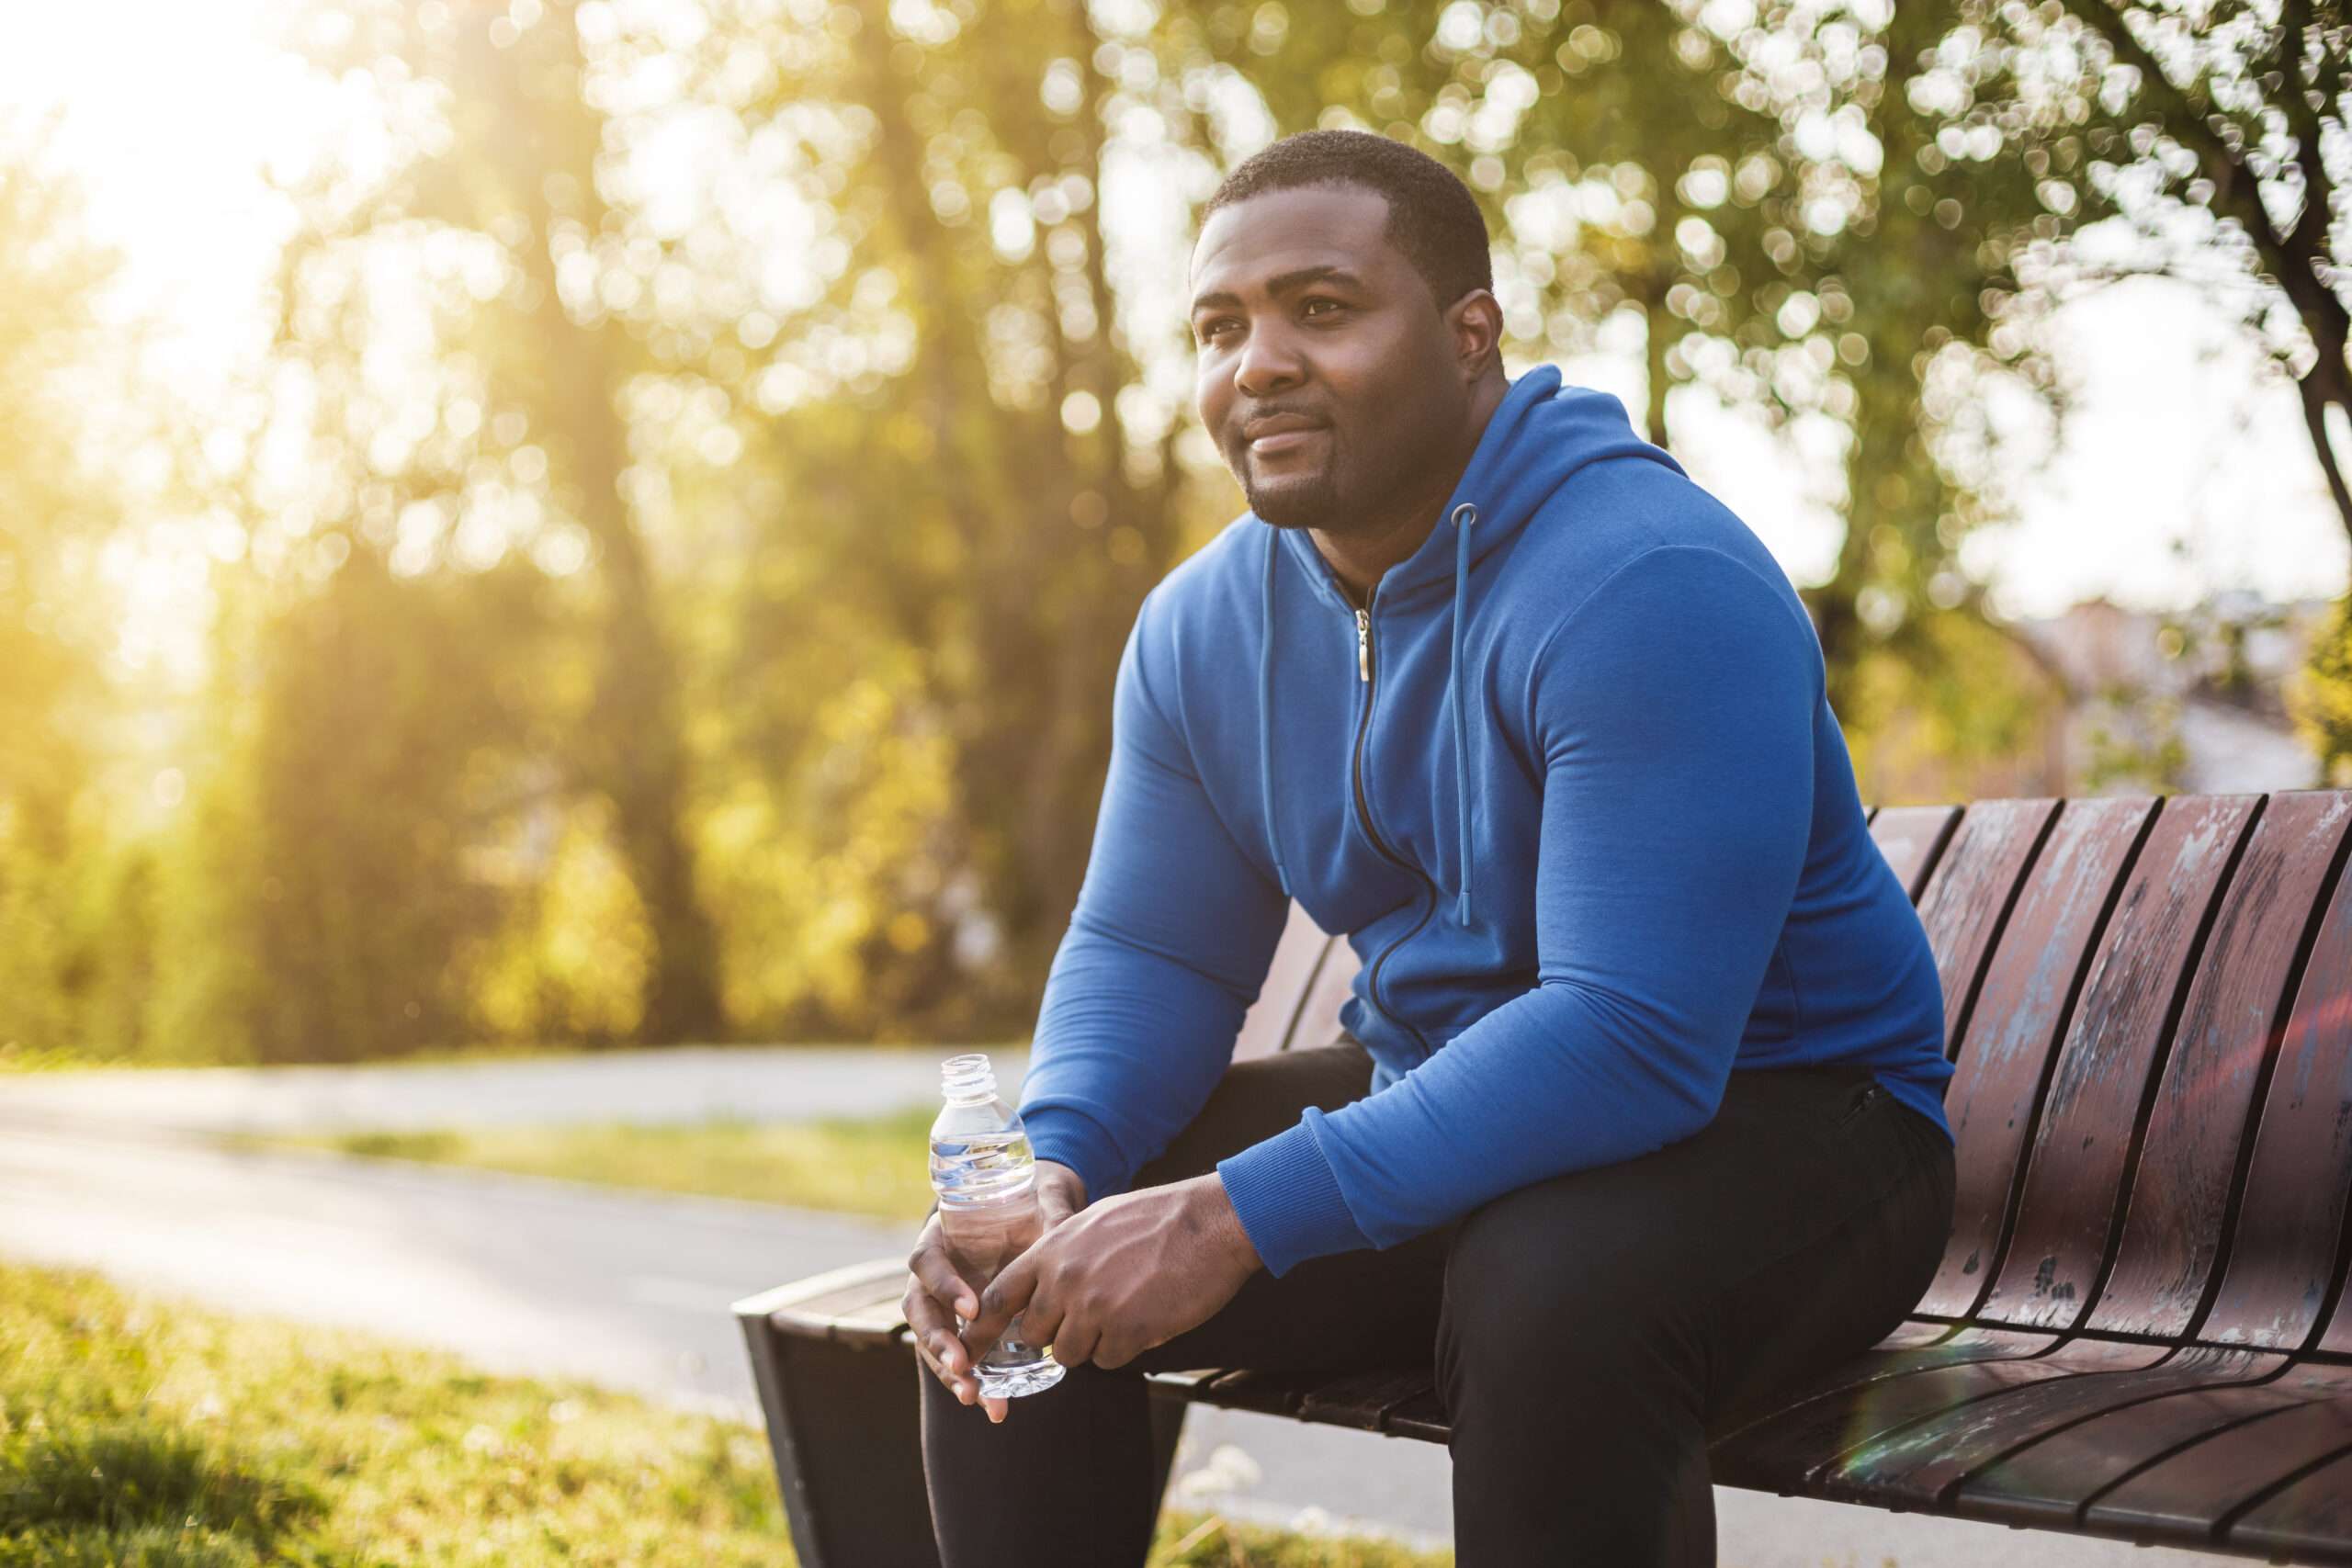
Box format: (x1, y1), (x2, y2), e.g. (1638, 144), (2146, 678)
(959, 1173), (1261, 1407)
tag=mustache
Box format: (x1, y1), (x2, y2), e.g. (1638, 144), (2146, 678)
(1232, 408), (1332, 438)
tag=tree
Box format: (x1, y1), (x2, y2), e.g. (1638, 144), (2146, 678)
(252, 0), (726, 1043)
(1934, 0), (2352, 548)
(0, 131), (124, 1059)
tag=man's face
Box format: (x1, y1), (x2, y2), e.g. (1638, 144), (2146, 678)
(1190, 182), (1473, 535)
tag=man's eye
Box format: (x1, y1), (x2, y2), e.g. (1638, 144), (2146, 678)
(1303, 298), (1345, 320)
(1198, 319), (1237, 342)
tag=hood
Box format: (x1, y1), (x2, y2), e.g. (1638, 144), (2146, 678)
(1253, 363), (1686, 928)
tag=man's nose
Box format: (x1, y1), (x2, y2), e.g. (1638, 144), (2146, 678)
(1232, 321), (1304, 399)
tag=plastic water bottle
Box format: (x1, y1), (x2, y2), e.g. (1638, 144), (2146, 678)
(929, 1052), (1067, 1398)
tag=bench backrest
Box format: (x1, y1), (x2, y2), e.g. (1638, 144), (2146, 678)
(1230, 790), (2352, 1355)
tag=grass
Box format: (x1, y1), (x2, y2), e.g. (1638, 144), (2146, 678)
(0, 1260), (1451, 1565)
(243, 1106), (945, 1223)
(0, 1043), (104, 1074)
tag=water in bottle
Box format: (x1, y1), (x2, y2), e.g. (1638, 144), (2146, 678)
(929, 1052), (1067, 1398)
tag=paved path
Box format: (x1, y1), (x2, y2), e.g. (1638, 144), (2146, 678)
(2, 1057), (2236, 1563)
(0, 1045), (1016, 1136)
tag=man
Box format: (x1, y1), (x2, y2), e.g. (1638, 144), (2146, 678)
(903, 128), (1957, 1566)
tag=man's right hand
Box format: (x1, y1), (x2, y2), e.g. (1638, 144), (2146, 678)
(906, 1158), (1088, 1423)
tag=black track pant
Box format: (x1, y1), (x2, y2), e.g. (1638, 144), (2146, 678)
(919, 1038), (1955, 1566)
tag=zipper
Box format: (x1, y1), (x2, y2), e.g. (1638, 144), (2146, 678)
(1350, 586), (1436, 1060)
(1837, 1082), (1883, 1127)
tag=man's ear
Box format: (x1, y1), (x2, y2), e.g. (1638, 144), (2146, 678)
(1447, 288), (1504, 386)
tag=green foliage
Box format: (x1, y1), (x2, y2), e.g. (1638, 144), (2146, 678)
(1839, 607), (2064, 805)
(0, 134), (128, 1065)
(2082, 690), (2191, 795)
(254, 1102), (948, 1221)
(2293, 594), (2352, 786)
(1943, 0), (2352, 550)
(0, 1258), (789, 1564)
(197, 553), (570, 1061)
(0, 1422), (328, 1551)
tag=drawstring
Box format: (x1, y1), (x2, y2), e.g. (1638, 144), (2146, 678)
(1448, 502), (1478, 928)
(1259, 527), (1292, 898)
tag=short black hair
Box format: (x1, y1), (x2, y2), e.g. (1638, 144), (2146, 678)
(1197, 130), (1494, 312)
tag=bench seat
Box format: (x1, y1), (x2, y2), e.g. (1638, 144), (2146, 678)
(736, 789), (2352, 1565)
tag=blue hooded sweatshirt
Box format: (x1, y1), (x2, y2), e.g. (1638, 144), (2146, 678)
(1016, 363), (1954, 1280)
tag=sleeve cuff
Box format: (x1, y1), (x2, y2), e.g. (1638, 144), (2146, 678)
(1019, 1105), (1127, 1205)
(1216, 1111), (1374, 1278)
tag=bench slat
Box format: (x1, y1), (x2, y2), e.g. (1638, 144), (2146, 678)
(1708, 1325), (2058, 1481)
(2202, 821), (2352, 1349)
(1911, 797), (2062, 1060)
(1803, 1337), (2175, 1505)
(1917, 795), (2156, 1320)
(1709, 1328), (2076, 1491)
(1977, 794), (2262, 1332)
(1380, 1386), (1452, 1443)
(1869, 804), (1962, 902)
(1953, 1361), (2352, 1529)
(2287, 827), (2352, 1357)
(740, 1259), (914, 1348)
(1143, 1367), (1228, 1394)
(2091, 791), (2352, 1339)
(1819, 1345), (2288, 1509)
(2084, 1386), (2352, 1540)
(2228, 1443), (2352, 1561)
(1193, 1368), (1314, 1416)
(1295, 1367), (1439, 1432)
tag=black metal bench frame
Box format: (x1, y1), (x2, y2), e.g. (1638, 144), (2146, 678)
(735, 789), (2352, 1565)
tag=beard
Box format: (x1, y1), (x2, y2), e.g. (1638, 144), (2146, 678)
(1235, 427), (1350, 531)
(1241, 463), (1343, 530)
(1227, 396), (1453, 536)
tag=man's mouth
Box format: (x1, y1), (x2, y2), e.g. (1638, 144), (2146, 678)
(1250, 428), (1323, 454)
(1246, 421), (1328, 456)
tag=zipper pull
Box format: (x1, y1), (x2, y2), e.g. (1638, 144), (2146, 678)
(1356, 608), (1371, 682)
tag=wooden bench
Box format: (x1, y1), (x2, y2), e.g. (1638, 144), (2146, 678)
(734, 788), (2352, 1566)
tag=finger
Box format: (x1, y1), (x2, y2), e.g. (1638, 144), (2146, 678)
(963, 1253), (1040, 1361)
(904, 1288), (979, 1404)
(1048, 1306), (1098, 1370)
(1016, 1283), (1065, 1358)
(983, 1394), (1009, 1423)
(907, 1241), (980, 1321)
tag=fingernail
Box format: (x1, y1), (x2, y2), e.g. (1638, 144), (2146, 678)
(960, 1297), (977, 1315)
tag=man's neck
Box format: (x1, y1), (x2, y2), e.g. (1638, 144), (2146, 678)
(1308, 508), (1438, 607)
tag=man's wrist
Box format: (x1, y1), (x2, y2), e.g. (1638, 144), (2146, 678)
(1038, 1157), (1088, 1207)
(1190, 1172), (1263, 1275)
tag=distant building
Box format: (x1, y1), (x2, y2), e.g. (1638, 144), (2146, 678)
(1842, 593), (2330, 807)
(2011, 593), (2328, 796)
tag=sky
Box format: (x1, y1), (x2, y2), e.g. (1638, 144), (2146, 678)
(8, 0), (2348, 689)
